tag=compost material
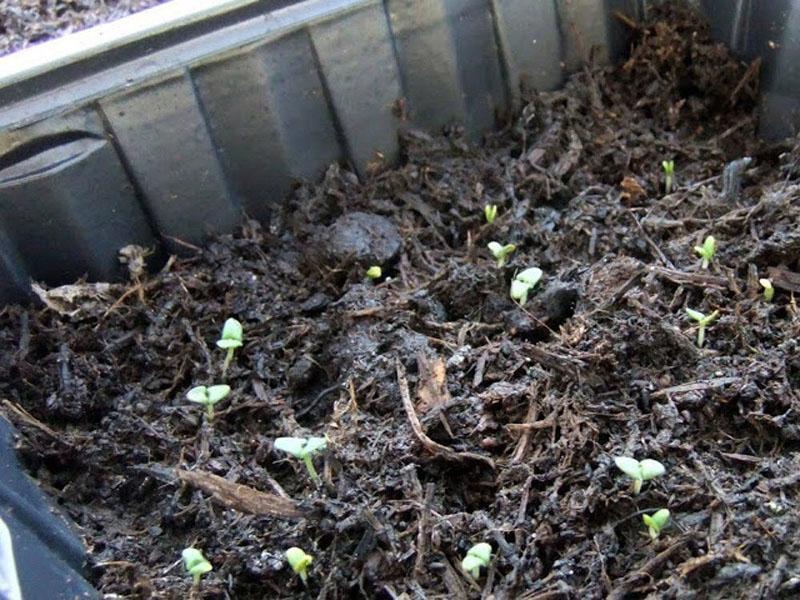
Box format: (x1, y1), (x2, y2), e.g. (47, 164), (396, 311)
(1, 4), (799, 598)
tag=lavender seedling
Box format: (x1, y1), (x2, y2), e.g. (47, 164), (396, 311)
(685, 307), (719, 347)
(186, 384), (231, 421)
(182, 548), (212, 588)
(366, 266), (382, 280)
(694, 235), (716, 269)
(285, 547), (313, 584)
(484, 204), (498, 224)
(510, 267), (543, 306)
(642, 509), (670, 540)
(662, 160), (675, 194)
(216, 318), (243, 375)
(487, 242), (516, 268)
(461, 542), (492, 579)
(614, 456), (665, 494)
(759, 278), (774, 302)
(275, 436), (328, 483)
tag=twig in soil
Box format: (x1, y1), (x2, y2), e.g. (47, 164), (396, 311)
(649, 266), (729, 290)
(510, 382), (544, 463)
(163, 235), (202, 253)
(760, 554), (788, 598)
(176, 469), (302, 518)
(441, 558), (470, 597)
(651, 376), (741, 399)
(295, 383), (341, 419)
(16, 312), (29, 359)
(1, 399), (64, 442)
(613, 10), (640, 31)
(606, 537), (690, 599)
(627, 209), (675, 268)
(729, 57), (761, 106)
(472, 350), (489, 388)
(414, 483), (435, 575)
(395, 359), (494, 470)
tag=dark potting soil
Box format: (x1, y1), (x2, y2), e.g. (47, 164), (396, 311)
(2, 3), (800, 598)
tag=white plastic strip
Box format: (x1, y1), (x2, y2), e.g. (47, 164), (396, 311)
(0, 0), (260, 86)
(0, 517), (22, 600)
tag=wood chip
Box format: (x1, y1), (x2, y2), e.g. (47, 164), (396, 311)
(415, 353), (450, 414)
(767, 267), (800, 293)
(620, 175), (646, 203)
(177, 469), (302, 518)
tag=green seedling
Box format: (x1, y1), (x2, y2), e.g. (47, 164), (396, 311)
(642, 509), (670, 540)
(614, 456), (665, 494)
(285, 547), (313, 584)
(461, 542), (492, 579)
(685, 307), (719, 348)
(759, 278), (774, 302)
(484, 204), (498, 224)
(487, 241), (516, 268)
(275, 436), (328, 483)
(662, 160), (675, 194)
(510, 267), (543, 306)
(694, 235), (716, 269)
(216, 318), (243, 375)
(366, 265), (382, 280)
(182, 548), (212, 587)
(186, 384), (231, 421)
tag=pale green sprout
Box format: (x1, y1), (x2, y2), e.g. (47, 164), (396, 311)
(484, 204), (498, 224)
(759, 278), (774, 302)
(182, 547), (212, 586)
(614, 456), (665, 494)
(694, 235), (716, 269)
(186, 384), (231, 421)
(216, 318), (243, 375)
(642, 509), (670, 540)
(275, 436), (328, 483)
(662, 160), (675, 194)
(461, 542), (492, 579)
(366, 265), (382, 280)
(285, 547), (313, 584)
(510, 267), (543, 306)
(487, 241), (516, 268)
(685, 307), (719, 348)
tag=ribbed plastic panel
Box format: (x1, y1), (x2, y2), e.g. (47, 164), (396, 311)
(0, 0), (797, 303)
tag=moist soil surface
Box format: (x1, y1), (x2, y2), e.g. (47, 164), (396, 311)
(2, 4), (800, 599)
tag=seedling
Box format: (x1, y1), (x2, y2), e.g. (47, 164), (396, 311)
(182, 548), (212, 587)
(484, 204), (498, 224)
(694, 235), (716, 269)
(510, 267), (543, 306)
(487, 241), (516, 268)
(274, 436), (328, 483)
(461, 542), (492, 579)
(662, 160), (675, 194)
(685, 307), (719, 347)
(614, 456), (665, 494)
(759, 278), (774, 302)
(285, 547), (313, 584)
(366, 265), (382, 280)
(186, 384), (231, 421)
(642, 509), (670, 540)
(216, 318), (243, 375)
